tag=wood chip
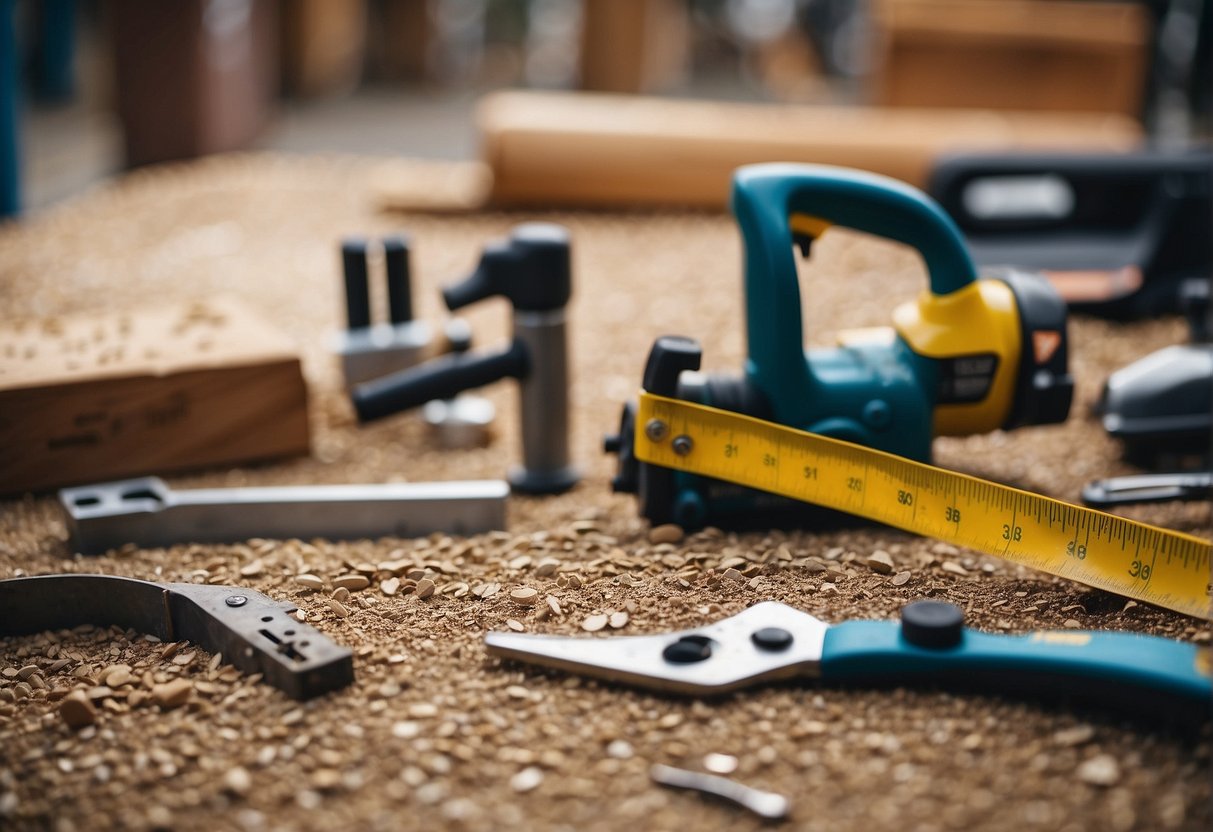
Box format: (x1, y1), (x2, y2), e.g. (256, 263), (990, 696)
(58, 691), (97, 729)
(333, 574), (370, 591)
(105, 668), (132, 688)
(648, 524), (684, 544)
(582, 614), (609, 632)
(510, 766), (544, 793)
(310, 768), (342, 790)
(1053, 726), (1095, 747)
(152, 678), (192, 709)
(867, 550), (895, 574)
(606, 740), (633, 759)
(608, 611), (629, 629)
(1077, 754), (1120, 786)
(510, 587), (539, 605)
(381, 577), (401, 596)
(224, 766), (252, 795)
(294, 574), (324, 591)
(702, 753), (738, 774)
(891, 571), (912, 586)
(415, 578), (436, 599)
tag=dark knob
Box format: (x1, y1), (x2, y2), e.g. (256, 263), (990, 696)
(662, 635), (714, 664)
(751, 627), (794, 651)
(642, 336), (702, 397)
(443, 224), (571, 313)
(900, 600), (965, 649)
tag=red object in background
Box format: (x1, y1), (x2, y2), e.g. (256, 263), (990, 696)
(109, 0), (277, 167)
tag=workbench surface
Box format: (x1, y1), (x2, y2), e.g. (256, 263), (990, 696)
(1, 155), (1208, 832)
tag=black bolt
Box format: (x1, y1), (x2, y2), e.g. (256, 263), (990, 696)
(662, 635), (714, 664)
(751, 627), (794, 651)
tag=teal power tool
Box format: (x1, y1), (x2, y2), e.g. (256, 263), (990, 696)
(605, 163), (1074, 529)
(486, 601), (1213, 724)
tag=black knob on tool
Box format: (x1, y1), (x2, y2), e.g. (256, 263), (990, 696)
(352, 341), (529, 423)
(900, 600), (965, 649)
(384, 235), (413, 325)
(443, 224), (571, 313)
(342, 238), (371, 330)
(642, 336), (702, 396)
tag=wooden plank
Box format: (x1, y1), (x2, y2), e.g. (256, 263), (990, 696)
(0, 297), (310, 494)
(477, 91), (1142, 209)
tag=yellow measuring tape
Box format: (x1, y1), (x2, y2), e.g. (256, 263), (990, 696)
(635, 392), (1212, 620)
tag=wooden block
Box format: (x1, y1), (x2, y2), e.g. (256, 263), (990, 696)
(477, 90), (1142, 209)
(872, 0), (1150, 116)
(0, 297), (310, 494)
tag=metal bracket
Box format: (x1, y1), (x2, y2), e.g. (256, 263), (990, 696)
(0, 575), (354, 700)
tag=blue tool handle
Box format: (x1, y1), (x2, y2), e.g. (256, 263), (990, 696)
(821, 620), (1212, 719)
(732, 164), (978, 404)
(733, 163), (977, 297)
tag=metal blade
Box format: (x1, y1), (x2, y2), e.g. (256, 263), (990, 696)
(485, 601), (829, 695)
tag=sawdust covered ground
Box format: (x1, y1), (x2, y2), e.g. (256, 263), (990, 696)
(0, 156), (1209, 832)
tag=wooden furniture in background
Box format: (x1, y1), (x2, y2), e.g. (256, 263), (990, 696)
(280, 0), (367, 97)
(0, 297), (310, 494)
(872, 0), (1151, 117)
(579, 0), (688, 93)
(477, 90), (1141, 209)
(109, 0), (277, 167)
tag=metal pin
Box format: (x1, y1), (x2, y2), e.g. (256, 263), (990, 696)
(672, 435), (693, 456)
(645, 419), (668, 442)
(649, 764), (790, 821)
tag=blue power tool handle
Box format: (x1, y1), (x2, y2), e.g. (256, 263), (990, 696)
(820, 620), (1213, 716)
(733, 163), (977, 297)
(732, 164), (979, 409)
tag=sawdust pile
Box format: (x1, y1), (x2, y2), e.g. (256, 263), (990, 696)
(1, 155), (1209, 831)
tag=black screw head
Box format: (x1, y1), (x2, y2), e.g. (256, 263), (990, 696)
(900, 600), (965, 649)
(751, 627), (794, 651)
(662, 635), (714, 664)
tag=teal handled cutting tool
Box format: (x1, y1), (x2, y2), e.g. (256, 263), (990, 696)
(486, 601), (1213, 723)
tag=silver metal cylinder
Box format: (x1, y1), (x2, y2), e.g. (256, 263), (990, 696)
(509, 309), (579, 493)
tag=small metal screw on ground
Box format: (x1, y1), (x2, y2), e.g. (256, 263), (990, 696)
(672, 435), (694, 456)
(645, 419), (668, 443)
(225, 596), (247, 607)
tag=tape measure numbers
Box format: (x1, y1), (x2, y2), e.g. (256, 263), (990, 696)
(635, 392), (1212, 620)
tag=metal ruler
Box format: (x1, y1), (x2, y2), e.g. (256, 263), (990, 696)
(635, 392), (1212, 620)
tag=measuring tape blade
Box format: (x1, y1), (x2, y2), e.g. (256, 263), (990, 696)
(635, 392), (1212, 620)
